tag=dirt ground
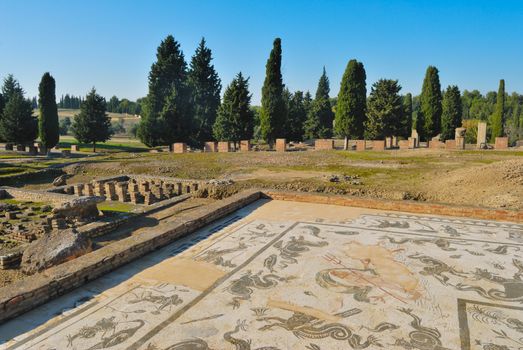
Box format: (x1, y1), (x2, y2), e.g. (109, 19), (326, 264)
(57, 148), (523, 210)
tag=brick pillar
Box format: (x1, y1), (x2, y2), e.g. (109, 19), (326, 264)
(408, 137), (417, 149)
(173, 142), (187, 153)
(116, 182), (128, 202)
(85, 183), (95, 196)
(175, 183), (182, 195)
(71, 145), (80, 152)
(240, 140), (250, 152)
(477, 122), (487, 148)
(218, 141), (230, 152)
(104, 182), (117, 200)
(385, 137), (392, 149)
(73, 184), (84, 196)
(495, 137), (508, 149)
(275, 138), (287, 152)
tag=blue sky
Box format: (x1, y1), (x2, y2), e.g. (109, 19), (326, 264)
(1, 0), (522, 104)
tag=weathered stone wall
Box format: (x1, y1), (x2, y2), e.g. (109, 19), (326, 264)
(264, 191), (523, 222)
(0, 190), (262, 324)
(1, 187), (78, 206)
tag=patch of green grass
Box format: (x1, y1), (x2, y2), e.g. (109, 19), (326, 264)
(97, 202), (137, 213)
(58, 136), (148, 153)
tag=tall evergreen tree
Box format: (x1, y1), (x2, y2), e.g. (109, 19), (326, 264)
(0, 90), (37, 144)
(71, 88), (113, 152)
(213, 72), (254, 143)
(260, 38), (286, 146)
(285, 91), (307, 141)
(440, 85), (462, 141)
(419, 66), (442, 140)
(365, 79), (403, 140)
(304, 68), (334, 139)
(490, 79), (505, 141)
(1, 75), (23, 101)
(402, 93), (413, 138)
(189, 38), (221, 145)
(138, 35), (192, 147)
(38, 72), (60, 149)
(335, 59), (367, 149)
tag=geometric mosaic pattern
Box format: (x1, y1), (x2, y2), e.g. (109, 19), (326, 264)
(2, 212), (523, 349)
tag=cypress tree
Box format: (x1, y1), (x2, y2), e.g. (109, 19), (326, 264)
(304, 68), (334, 139)
(138, 35), (192, 147)
(260, 38), (286, 146)
(402, 93), (413, 138)
(38, 72), (60, 149)
(440, 85), (462, 141)
(71, 88), (113, 152)
(490, 79), (505, 141)
(0, 90), (37, 144)
(335, 59), (367, 149)
(365, 79), (403, 140)
(189, 38), (221, 145)
(213, 72), (254, 143)
(285, 91), (307, 141)
(419, 66), (442, 140)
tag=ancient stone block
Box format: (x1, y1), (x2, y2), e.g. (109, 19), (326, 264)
(392, 136), (399, 147)
(408, 137), (417, 149)
(94, 182), (105, 197)
(129, 191), (142, 204)
(455, 136), (465, 150)
(104, 182), (117, 200)
(445, 139), (456, 149)
(204, 141), (217, 152)
(73, 184), (84, 196)
(173, 143), (187, 153)
(175, 183), (183, 195)
(477, 122), (487, 148)
(21, 228), (92, 275)
(429, 140), (445, 149)
(314, 139), (334, 150)
(398, 140), (409, 149)
(385, 137), (393, 149)
(356, 140), (366, 151)
(275, 138), (286, 152)
(455, 127), (466, 139)
(240, 140), (250, 152)
(115, 182), (128, 202)
(410, 130), (420, 147)
(495, 137), (509, 149)
(218, 141), (231, 152)
(71, 145), (80, 152)
(85, 183), (94, 196)
(139, 181), (150, 193)
(65, 186), (74, 195)
(372, 140), (385, 151)
(143, 193), (153, 205)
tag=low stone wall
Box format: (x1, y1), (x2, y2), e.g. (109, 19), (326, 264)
(1, 187), (79, 207)
(264, 191), (523, 223)
(0, 190), (262, 324)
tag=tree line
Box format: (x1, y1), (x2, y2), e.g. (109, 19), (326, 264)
(0, 73), (113, 151)
(137, 35), (521, 148)
(1, 35), (520, 152)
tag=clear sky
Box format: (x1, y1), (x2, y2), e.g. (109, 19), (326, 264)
(1, 0), (522, 104)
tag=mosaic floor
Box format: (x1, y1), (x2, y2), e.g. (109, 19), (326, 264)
(1, 200), (522, 350)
